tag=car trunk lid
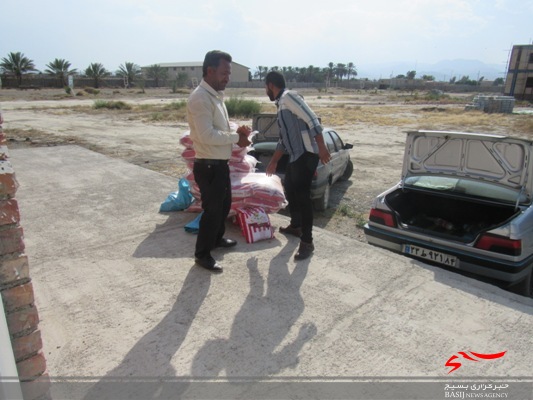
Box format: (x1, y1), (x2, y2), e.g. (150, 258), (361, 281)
(252, 114), (279, 143)
(251, 113), (322, 144)
(402, 130), (533, 206)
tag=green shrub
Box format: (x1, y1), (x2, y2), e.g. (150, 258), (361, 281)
(336, 204), (357, 218)
(171, 80), (179, 94)
(84, 87), (100, 95)
(425, 91), (450, 101)
(93, 100), (132, 110)
(225, 97), (261, 117)
(150, 113), (164, 121)
(164, 100), (187, 110)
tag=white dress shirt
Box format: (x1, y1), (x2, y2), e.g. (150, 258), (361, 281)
(187, 79), (239, 160)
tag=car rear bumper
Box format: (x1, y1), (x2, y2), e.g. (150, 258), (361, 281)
(364, 224), (533, 284)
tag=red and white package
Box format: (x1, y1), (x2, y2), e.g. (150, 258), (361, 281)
(181, 148), (196, 161)
(229, 154), (257, 173)
(236, 206), (274, 243)
(180, 132), (194, 149)
(242, 197), (284, 214)
(230, 144), (251, 163)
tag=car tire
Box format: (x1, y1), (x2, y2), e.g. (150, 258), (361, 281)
(339, 160), (353, 181)
(313, 182), (330, 211)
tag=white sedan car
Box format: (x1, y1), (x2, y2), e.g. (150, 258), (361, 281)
(364, 130), (533, 297)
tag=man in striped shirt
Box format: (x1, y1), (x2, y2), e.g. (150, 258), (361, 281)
(265, 71), (331, 260)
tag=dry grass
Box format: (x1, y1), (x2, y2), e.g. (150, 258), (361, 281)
(316, 104), (413, 126)
(314, 103), (533, 137)
(7, 87), (531, 137)
(13, 94), (533, 139)
(413, 109), (533, 136)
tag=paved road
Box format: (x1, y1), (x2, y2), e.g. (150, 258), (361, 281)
(9, 146), (533, 399)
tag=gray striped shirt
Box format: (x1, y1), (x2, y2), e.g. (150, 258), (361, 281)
(275, 90), (324, 163)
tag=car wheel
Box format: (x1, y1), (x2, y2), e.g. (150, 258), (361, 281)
(339, 160), (353, 181)
(313, 182), (330, 211)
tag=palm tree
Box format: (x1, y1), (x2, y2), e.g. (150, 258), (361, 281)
(347, 62), (357, 80)
(295, 66), (304, 82)
(0, 52), (37, 86)
(284, 66), (297, 82)
(85, 63), (110, 88)
(116, 62), (141, 88)
(293, 67), (301, 82)
(145, 64), (168, 87)
(254, 66), (268, 81)
(305, 65), (314, 82)
(45, 58), (77, 87)
(327, 62), (334, 86)
(335, 63), (347, 81)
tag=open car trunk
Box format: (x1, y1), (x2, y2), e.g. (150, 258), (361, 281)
(385, 130), (533, 242)
(385, 188), (520, 243)
(251, 114), (286, 174)
(249, 142), (289, 174)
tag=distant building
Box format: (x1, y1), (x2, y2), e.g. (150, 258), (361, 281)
(142, 61), (250, 86)
(504, 44), (533, 101)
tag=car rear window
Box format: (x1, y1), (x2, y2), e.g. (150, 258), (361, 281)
(324, 131), (336, 153)
(329, 131), (344, 151)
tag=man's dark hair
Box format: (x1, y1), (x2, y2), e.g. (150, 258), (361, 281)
(265, 71), (286, 89)
(202, 50), (232, 77)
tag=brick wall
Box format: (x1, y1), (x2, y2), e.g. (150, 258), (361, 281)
(0, 114), (50, 399)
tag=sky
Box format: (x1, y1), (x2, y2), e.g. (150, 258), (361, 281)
(1, 0), (532, 78)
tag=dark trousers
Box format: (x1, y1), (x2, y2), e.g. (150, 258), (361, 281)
(284, 152), (319, 243)
(193, 162), (231, 259)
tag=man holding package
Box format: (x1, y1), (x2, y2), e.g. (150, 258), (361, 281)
(264, 71), (331, 260)
(187, 50), (251, 273)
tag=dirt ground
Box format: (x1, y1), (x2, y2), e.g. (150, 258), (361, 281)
(1, 86), (532, 242)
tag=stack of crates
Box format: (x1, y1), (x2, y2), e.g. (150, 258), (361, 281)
(467, 95), (515, 114)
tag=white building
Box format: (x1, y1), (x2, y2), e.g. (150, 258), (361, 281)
(142, 61), (250, 85)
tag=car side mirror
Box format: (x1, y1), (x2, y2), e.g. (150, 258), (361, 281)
(343, 143), (353, 150)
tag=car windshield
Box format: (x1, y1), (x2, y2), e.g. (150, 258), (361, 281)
(404, 175), (529, 204)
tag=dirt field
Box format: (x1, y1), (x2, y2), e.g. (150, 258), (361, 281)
(1, 87), (532, 242)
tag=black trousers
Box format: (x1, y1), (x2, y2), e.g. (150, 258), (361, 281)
(284, 152), (319, 243)
(193, 161), (231, 259)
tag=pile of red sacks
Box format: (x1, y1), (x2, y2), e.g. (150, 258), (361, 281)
(179, 132), (287, 215)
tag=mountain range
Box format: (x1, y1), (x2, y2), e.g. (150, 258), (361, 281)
(358, 59), (506, 82)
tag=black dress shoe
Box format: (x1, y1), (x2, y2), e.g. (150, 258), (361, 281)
(294, 241), (315, 260)
(195, 256), (223, 273)
(279, 225), (302, 237)
(216, 238), (237, 248)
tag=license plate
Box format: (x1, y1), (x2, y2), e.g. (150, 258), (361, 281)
(402, 244), (459, 268)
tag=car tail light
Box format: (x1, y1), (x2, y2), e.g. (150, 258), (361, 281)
(369, 208), (396, 227)
(474, 233), (521, 256)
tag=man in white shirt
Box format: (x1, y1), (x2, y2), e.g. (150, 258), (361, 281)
(187, 50), (251, 272)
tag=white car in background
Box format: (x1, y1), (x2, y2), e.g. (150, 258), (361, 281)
(249, 114), (353, 211)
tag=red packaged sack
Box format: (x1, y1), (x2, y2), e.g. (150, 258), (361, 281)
(236, 206), (274, 243)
